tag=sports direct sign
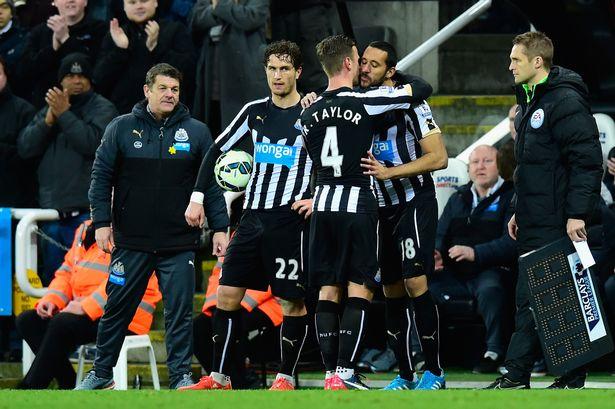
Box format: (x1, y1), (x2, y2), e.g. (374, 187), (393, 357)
(567, 253), (607, 342)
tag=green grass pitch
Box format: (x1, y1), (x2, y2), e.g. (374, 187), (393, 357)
(2, 389), (615, 409)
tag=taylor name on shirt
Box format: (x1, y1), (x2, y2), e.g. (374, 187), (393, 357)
(308, 106), (363, 127)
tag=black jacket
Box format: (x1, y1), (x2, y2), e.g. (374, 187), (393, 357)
(17, 90), (118, 210)
(0, 21), (27, 79)
(513, 66), (603, 252)
(89, 100), (228, 253)
(0, 88), (37, 207)
(93, 18), (195, 114)
(436, 180), (517, 274)
(19, 17), (106, 107)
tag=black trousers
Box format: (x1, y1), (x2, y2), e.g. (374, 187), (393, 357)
(93, 248), (195, 388)
(15, 310), (99, 389)
(193, 308), (273, 387)
(430, 269), (507, 356)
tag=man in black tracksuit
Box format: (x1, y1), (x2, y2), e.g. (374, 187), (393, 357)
(78, 63), (229, 390)
(487, 32), (603, 389)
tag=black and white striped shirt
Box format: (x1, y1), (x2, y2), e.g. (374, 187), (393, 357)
(214, 97), (312, 210)
(301, 85), (419, 213)
(373, 101), (440, 207)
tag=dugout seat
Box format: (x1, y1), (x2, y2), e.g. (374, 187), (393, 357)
(21, 335), (159, 389)
(432, 157), (470, 218)
(75, 334), (160, 390)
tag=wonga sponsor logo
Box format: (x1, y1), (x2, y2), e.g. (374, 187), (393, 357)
(254, 142), (297, 168)
(372, 140), (395, 162)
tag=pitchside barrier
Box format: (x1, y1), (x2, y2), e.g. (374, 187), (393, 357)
(520, 237), (613, 375)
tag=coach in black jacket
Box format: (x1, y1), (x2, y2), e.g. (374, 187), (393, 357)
(487, 32), (602, 390)
(82, 64), (228, 390)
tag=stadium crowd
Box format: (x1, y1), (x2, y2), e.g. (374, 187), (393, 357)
(0, 0), (614, 392)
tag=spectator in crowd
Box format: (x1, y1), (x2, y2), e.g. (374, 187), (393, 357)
(19, 0), (105, 107)
(0, 55), (36, 364)
(164, 0), (196, 24)
(270, 0), (331, 93)
(433, 145), (516, 374)
(0, 0), (27, 84)
(497, 104), (518, 181)
(14, 0), (56, 29)
(0, 56), (36, 208)
(17, 53), (118, 286)
(194, 256), (282, 388)
(15, 220), (161, 389)
(93, 0), (195, 114)
(190, 0), (268, 134)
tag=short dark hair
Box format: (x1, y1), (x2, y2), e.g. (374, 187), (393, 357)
(316, 34), (356, 76)
(367, 41), (398, 69)
(263, 40), (302, 69)
(145, 63), (183, 87)
(512, 31), (554, 69)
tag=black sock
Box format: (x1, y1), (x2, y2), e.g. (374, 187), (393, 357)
(338, 297), (370, 369)
(412, 291), (441, 376)
(385, 296), (414, 380)
(279, 315), (309, 377)
(212, 308), (243, 376)
(315, 300), (339, 372)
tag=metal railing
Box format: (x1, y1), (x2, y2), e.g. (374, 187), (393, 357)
(397, 0), (492, 72)
(12, 208), (59, 298)
(456, 117), (511, 164)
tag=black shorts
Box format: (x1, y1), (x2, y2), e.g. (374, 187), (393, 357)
(220, 207), (307, 299)
(309, 211), (379, 288)
(378, 193), (437, 284)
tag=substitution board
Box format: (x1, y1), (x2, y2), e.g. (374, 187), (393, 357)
(519, 237), (613, 375)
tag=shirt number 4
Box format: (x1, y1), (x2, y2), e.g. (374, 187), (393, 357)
(321, 126), (344, 177)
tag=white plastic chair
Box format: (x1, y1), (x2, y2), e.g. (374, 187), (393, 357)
(21, 340), (35, 377)
(75, 334), (160, 390)
(432, 157), (470, 218)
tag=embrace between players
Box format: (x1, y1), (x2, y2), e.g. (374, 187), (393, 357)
(183, 35), (448, 391)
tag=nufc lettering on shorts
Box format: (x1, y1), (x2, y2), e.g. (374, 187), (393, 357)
(254, 142), (297, 168)
(567, 253), (607, 341)
(372, 140), (395, 162)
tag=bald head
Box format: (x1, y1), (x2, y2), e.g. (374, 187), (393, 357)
(469, 145), (500, 192)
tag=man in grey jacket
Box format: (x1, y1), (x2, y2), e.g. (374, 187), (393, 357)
(190, 0), (269, 134)
(17, 52), (117, 285)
